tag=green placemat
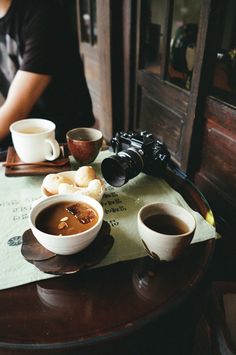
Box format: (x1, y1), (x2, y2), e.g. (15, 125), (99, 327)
(0, 150), (216, 290)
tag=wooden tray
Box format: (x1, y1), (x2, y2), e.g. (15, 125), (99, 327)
(4, 145), (71, 177)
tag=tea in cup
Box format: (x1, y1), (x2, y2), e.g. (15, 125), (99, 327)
(137, 202), (196, 261)
(66, 127), (103, 165)
(10, 118), (60, 163)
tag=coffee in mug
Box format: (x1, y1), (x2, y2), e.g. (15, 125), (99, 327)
(10, 118), (60, 163)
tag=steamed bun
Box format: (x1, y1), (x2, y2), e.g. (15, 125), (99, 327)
(86, 179), (104, 200)
(75, 166), (96, 187)
(76, 179), (104, 200)
(42, 174), (74, 195)
(58, 183), (79, 195)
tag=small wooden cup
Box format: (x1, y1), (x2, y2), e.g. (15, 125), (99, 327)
(66, 127), (103, 165)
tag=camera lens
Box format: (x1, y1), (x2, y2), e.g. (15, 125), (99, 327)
(101, 149), (143, 187)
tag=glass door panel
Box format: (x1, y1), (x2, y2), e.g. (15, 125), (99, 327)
(142, 0), (166, 75)
(211, 0), (236, 105)
(167, 0), (202, 90)
(79, 0), (97, 45)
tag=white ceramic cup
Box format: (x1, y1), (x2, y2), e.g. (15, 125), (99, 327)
(137, 202), (196, 262)
(10, 118), (60, 163)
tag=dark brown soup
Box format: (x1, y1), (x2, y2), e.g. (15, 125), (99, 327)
(143, 214), (189, 235)
(36, 201), (98, 236)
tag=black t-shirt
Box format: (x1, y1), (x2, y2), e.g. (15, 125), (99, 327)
(0, 0), (95, 147)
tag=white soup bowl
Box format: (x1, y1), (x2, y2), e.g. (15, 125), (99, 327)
(29, 194), (104, 255)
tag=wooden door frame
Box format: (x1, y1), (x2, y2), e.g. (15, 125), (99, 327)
(76, 0), (113, 140)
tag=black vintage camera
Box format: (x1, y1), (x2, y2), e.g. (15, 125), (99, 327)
(101, 131), (171, 187)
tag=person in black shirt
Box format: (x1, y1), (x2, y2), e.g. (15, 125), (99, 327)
(0, 0), (95, 149)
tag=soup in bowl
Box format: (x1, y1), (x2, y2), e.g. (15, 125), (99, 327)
(29, 194), (104, 255)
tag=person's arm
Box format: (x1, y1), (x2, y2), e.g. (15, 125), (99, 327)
(0, 70), (51, 141)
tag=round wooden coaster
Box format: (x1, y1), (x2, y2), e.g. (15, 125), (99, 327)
(21, 221), (114, 275)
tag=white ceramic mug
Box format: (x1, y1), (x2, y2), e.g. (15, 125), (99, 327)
(10, 118), (60, 163)
(137, 202), (196, 262)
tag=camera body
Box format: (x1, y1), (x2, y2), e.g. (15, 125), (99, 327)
(101, 131), (170, 187)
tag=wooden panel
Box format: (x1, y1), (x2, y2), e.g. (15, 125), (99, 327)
(194, 97), (236, 227)
(83, 58), (101, 97)
(83, 57), (100, 83)
(96, 0), (113, 141)
(76, 0), (114, 142)
(206, 96), (236, 131)
(79, 43), (99, 60)
(139, 89), (185, 158)
(198, 119), (236, 200)
(200, 97), (236, 197)
(123, 0), (136, 130)
(81, 56), (102, 127)
(137, 71), (189, 114)
(194, 172), (236, 227)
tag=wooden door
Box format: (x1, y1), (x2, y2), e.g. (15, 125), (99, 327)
(133, 0), (210, 172)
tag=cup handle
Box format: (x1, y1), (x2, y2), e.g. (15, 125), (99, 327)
(44, 138), (60, 161)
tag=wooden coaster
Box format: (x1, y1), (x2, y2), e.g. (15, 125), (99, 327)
(5, 145), (71, 176)
(21, 221), (114, 275)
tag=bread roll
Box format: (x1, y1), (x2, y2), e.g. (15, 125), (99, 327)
(58, 183), (79, 195)
(42, 174), (73, 195)
(75, 166), (96, 187)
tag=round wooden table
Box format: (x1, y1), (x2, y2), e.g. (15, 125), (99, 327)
(0, 167), (215, 355)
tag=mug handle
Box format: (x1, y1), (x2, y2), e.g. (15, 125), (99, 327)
(44, 138), (60, 161)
